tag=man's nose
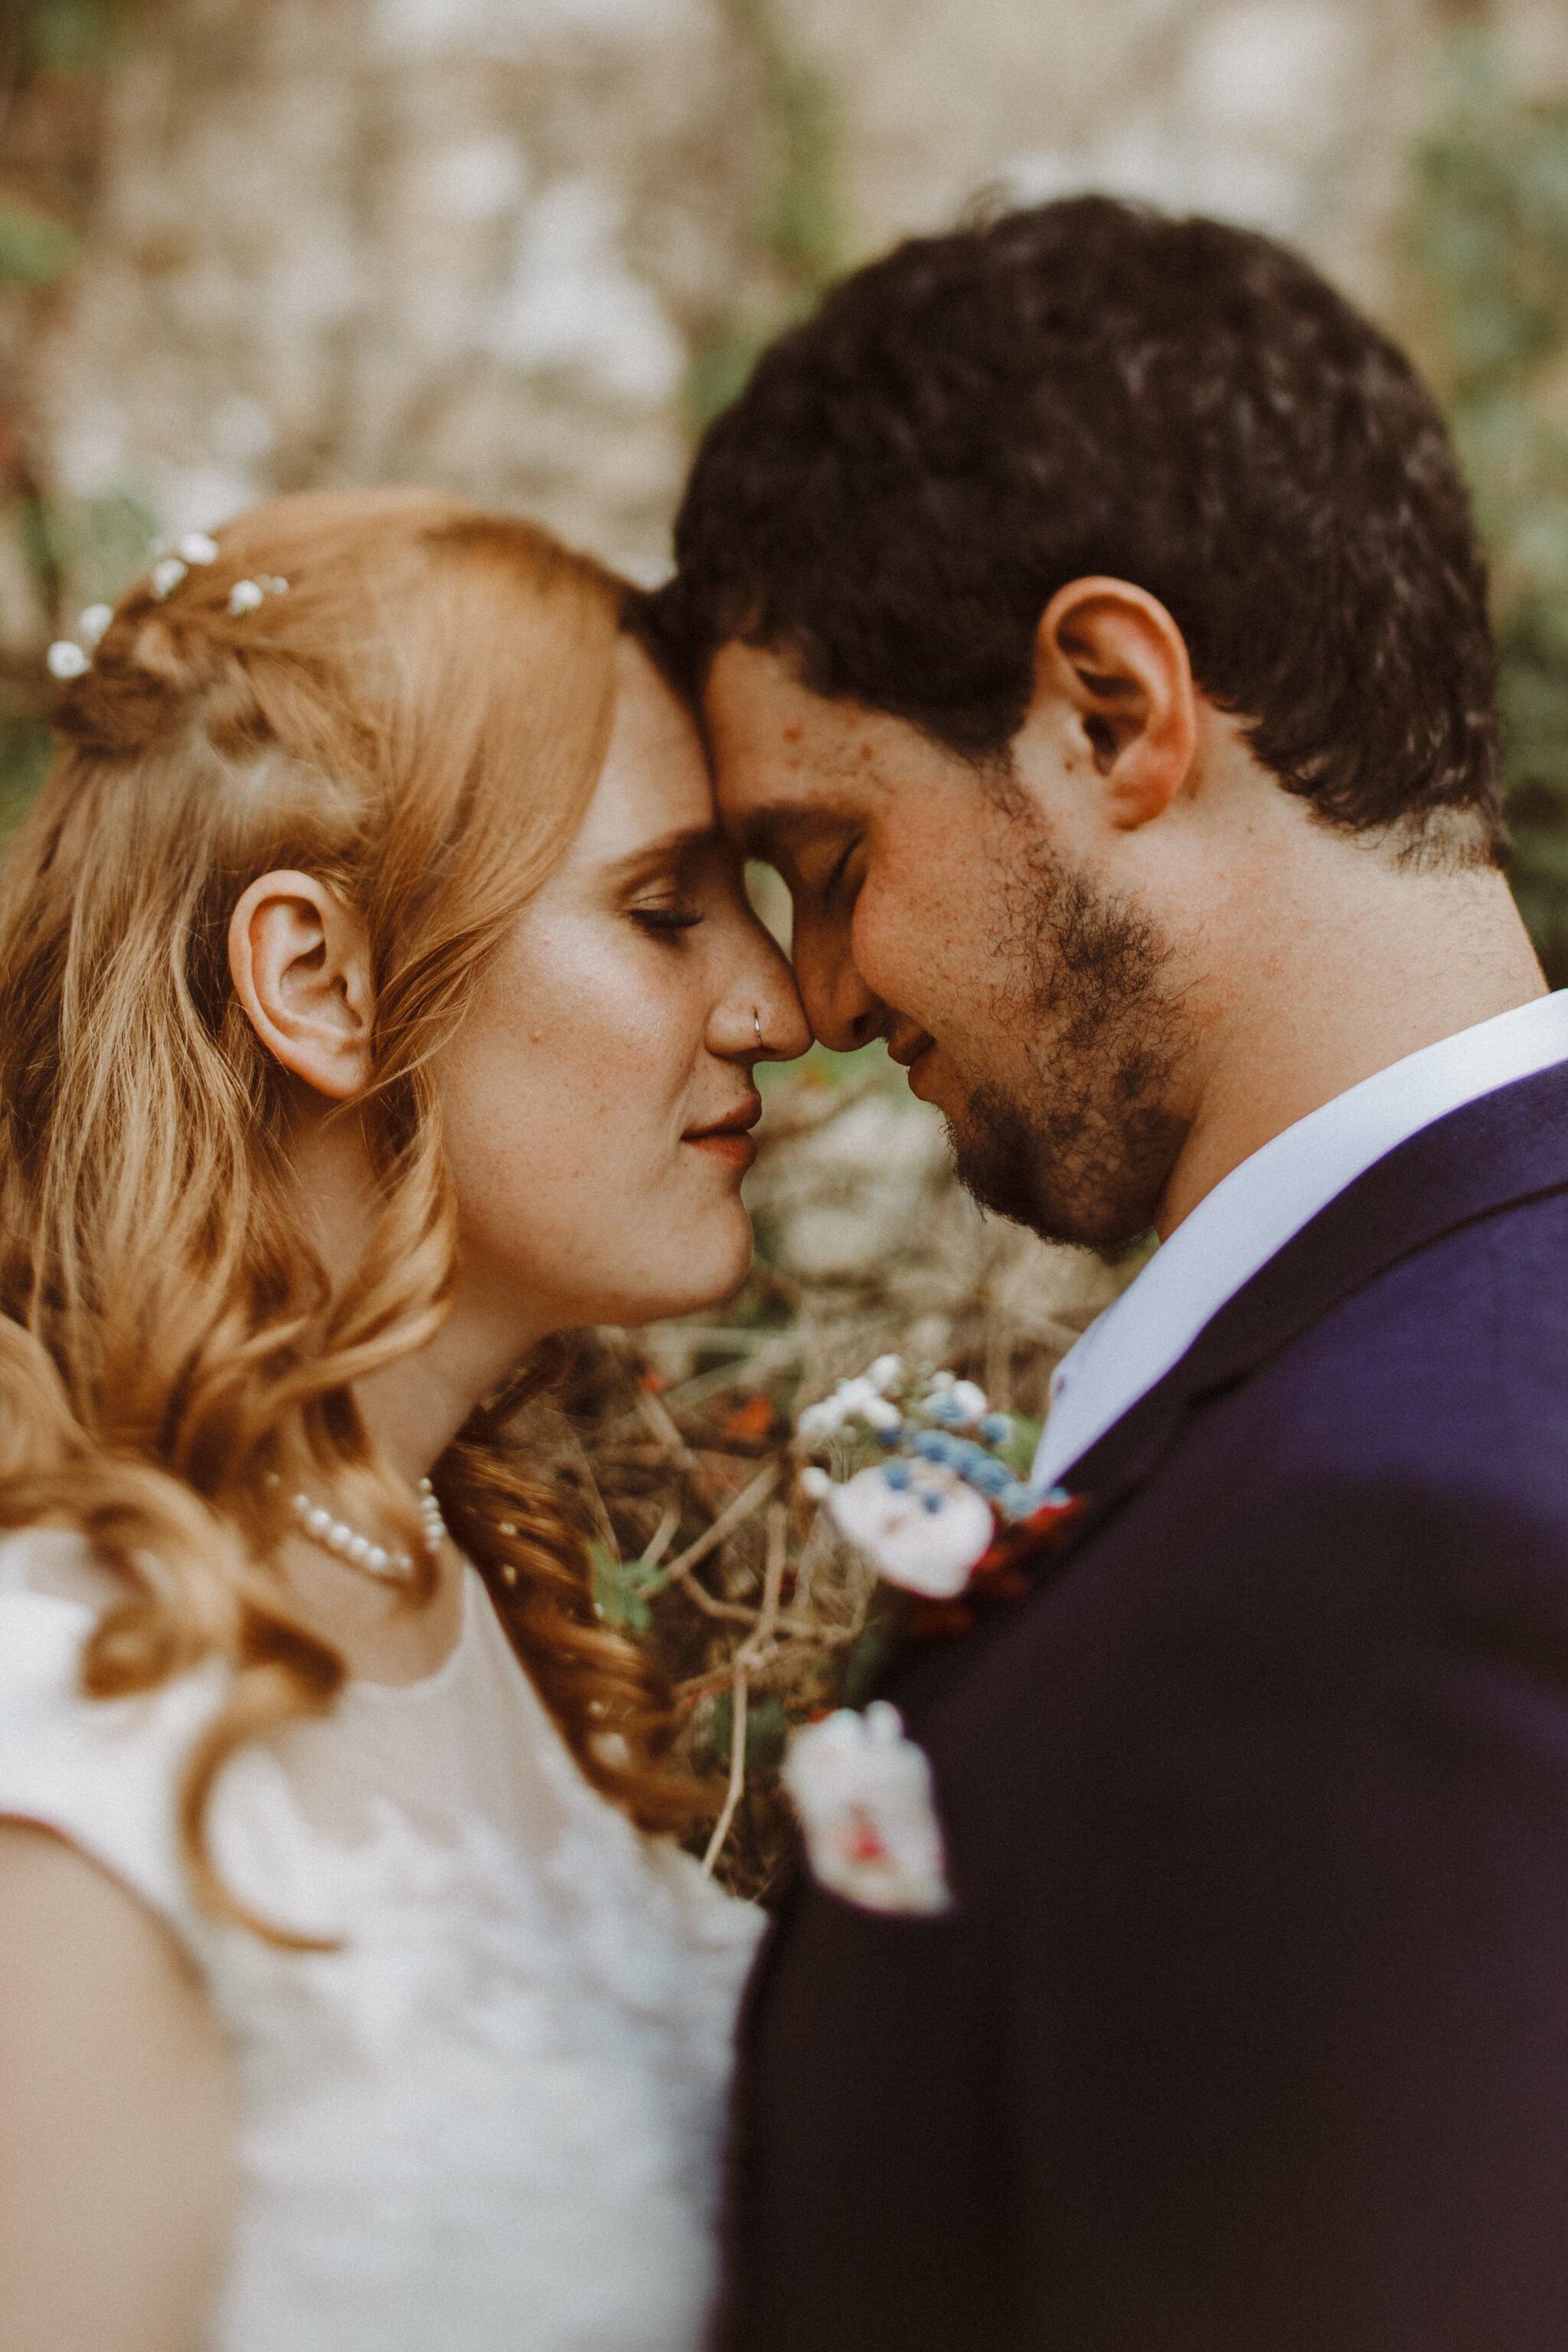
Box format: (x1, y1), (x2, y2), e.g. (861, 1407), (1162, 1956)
(793, 920), (886, 1056)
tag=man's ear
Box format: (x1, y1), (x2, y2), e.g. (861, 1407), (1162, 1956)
(227, 871), (374, 1101)
(1032, 577), (1199, 831)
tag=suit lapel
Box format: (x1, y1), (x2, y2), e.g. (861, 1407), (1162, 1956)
(877, 1059), (1568, 1730)
(1054, 1056), (1568, 1545)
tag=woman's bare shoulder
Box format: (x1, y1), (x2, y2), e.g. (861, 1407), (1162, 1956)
(0, 1820), (235, 2352)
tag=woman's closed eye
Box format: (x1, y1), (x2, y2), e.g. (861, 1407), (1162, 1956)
(629, 898), (704, 939)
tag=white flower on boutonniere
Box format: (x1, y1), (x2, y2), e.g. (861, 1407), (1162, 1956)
(815, 1461), (995, 1598)
(793, 1358), (1074, 1598)
(782, 1701), (952, 1915)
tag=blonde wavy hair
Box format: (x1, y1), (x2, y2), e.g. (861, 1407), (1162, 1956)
(0, 487), (697, 1940)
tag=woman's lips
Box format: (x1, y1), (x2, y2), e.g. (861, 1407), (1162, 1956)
(684, 1096), (763, 1170)
(686, 1129), (758, 1171)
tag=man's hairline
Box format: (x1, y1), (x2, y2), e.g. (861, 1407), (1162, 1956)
(694, 624), (1503, 878)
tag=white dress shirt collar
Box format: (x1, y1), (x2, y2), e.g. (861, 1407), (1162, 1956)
(1034, 991), (1568, 1490)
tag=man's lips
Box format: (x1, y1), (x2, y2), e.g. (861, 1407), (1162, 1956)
(683, 1094), (763, 1170)
(887, 1031), (938, 1102)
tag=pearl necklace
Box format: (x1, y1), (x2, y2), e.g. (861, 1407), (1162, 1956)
(288, 1475), (448, 1586)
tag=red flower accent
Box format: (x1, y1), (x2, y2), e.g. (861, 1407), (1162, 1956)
(906, 1491), (1087, 1642)
(974, 1491), (1087, 1576)
(719, 1393), (778, 1442)
(905, 1596), (978, 1642)
(842, 1808), (890, 1865)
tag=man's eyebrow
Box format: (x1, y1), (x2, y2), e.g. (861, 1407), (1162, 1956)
(602, 823), (716, 884)
(736, 806), (841, 864)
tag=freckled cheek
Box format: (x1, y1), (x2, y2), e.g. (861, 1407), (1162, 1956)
(854, 860), (965, 1024)
(439, 927), (704, 1195)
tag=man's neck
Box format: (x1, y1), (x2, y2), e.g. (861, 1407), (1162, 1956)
(1156, 860), (1547, 1240)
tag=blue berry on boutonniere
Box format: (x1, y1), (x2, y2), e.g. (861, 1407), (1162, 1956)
(792, 1361), (1085, 1612)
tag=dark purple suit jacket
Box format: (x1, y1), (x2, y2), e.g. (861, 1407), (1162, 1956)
(717, 1060), (1568, 2350)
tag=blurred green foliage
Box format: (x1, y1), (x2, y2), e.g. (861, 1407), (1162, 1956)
(700, 1689), (789, 1773)
(0, 710), (51, 834)
(591, 1538), (672, 1635)
(4, 485), (159, 809)
(684, 0), (844, 435)
(0, 0), (130, 835)
(15, 0), (122, 78)
(0, 485), (159, 835)
(721, 0), (841, 291)
(0, 193), (78, 286)
(1411, 39), (1568, 981)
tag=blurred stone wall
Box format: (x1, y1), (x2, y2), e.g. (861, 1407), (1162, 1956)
(34, 0), (1568, 592)
(41, 0), (766, 578)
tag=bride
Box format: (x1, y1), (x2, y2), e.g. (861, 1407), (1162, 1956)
(0, 488), (810, 2352)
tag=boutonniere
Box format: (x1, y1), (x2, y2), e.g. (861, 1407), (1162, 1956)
(782, 1700), (952, 1916)
(795, 1356), (1085, 1621)
(779, 1361), (1086, 1912)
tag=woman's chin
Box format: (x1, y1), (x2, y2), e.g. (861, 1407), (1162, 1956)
(609, 1220), (756, 1329)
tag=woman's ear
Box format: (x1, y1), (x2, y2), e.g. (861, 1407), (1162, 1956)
(227, 871), (374, 1100)
(1033, 577), (1199, 831)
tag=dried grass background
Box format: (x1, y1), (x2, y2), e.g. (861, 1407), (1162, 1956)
(510, 1053), (1128, 1900)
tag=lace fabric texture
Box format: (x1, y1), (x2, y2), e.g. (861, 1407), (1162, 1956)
(0, 1527), (763, 2352)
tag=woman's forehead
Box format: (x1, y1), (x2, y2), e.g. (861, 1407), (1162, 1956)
(572, 640), (714, 865)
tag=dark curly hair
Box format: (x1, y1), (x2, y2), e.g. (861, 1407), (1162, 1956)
(654, 195), (1504, 861)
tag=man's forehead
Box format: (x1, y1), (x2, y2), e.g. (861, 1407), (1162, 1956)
(704, 641), (888, 843)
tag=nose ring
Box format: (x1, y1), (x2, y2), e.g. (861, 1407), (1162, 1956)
(753, 1007), (763, 1049)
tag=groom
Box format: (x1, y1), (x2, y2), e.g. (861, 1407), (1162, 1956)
(652, 197), (1568, 2349)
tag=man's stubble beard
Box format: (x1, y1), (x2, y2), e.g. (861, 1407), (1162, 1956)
(941, 827), (1192, 1259)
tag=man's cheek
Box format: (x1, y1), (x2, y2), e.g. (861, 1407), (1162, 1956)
(852, 881), (942, 1019)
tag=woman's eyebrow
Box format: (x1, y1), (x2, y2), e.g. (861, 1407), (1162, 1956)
(602, 823), (717, 885)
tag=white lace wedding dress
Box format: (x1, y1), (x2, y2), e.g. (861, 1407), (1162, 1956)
(0, 1526), (763, 2352)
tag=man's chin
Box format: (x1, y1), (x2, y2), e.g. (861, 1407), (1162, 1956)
(944, 1088), (1177, 1263)
(947, 1119), (1096, 1255)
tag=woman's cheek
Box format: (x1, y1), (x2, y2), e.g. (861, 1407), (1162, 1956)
(517, 929), (708, 1171)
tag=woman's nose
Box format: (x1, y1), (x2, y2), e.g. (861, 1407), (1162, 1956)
(710, 945), (812, 1063)
(754, 965), (813, 1062)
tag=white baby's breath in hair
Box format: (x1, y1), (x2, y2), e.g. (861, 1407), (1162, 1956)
(227, 576), (289, 616)
(46, 639), (90, 681)
(44, 536), (289, 687)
